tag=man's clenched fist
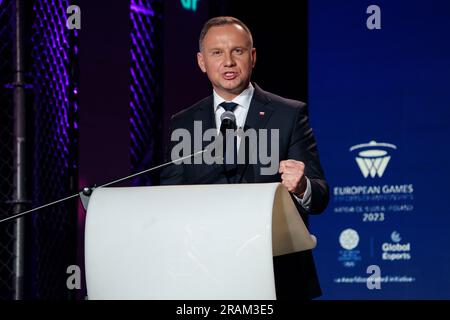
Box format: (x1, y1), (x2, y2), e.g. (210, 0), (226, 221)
(279, 159), (307, 197)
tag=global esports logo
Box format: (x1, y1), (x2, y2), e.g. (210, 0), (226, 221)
(382, 231), (411, 261)
(350, 140), (397, 178)
(391, 231), (401, 243)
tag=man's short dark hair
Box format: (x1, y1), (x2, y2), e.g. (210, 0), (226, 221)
(199, 16), (253, 51)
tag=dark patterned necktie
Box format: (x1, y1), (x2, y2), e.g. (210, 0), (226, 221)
(219, 101), (238, 112)
(219, 102), (238, 182)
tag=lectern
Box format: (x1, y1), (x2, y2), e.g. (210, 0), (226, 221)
(84, 183), (316, 299)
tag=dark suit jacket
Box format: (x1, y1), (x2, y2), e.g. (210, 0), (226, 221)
(160, 83), (329, 299)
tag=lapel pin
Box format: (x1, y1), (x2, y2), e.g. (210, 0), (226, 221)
(259, 111), (265, 116)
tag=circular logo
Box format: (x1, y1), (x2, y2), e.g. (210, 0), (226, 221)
(391, 231), (401, 243)
(339, 229), (359, 250)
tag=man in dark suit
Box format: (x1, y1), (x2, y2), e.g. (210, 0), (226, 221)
(160, 16), (329, 299)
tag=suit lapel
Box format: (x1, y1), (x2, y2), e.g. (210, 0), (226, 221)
(236, 84), (274, 182)
(193, 95), (215, 131)
(191, 96), (225, 181)
(244, 84), (274, 131)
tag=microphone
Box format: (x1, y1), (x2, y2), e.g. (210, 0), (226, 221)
(220, 111), (238, 180)
(220, 111), (237, 135)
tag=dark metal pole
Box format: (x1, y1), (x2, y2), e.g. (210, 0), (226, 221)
(12, 0), (26, 300)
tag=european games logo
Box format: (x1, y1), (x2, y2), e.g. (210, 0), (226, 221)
(338, 228), (362, 267)
(350, 140), (397, 178)
(339, 229), (359, 250)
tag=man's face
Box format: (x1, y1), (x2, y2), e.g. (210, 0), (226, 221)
(197, 24), (256, 100)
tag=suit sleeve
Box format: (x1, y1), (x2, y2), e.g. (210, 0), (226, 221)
(287, 103), (329, 215)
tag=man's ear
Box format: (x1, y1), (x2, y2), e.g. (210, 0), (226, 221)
(197, 52), (207, 73)
(251, 48), (257, 68)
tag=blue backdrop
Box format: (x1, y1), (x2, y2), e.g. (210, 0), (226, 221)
(308, 0), (450, 299)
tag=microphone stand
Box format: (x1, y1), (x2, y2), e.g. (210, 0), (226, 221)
(0, 150), (206, 224)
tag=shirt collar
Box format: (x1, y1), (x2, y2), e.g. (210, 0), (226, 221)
(213, 83), (255, 111)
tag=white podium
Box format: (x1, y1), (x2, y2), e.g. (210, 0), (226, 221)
(85, 183), (316, 300)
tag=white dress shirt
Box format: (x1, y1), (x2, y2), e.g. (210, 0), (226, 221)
(212, 83), (312, 211)
(213, 83), (253, 146)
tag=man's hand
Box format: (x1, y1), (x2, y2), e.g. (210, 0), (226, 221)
(279, 160), (307, 197)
